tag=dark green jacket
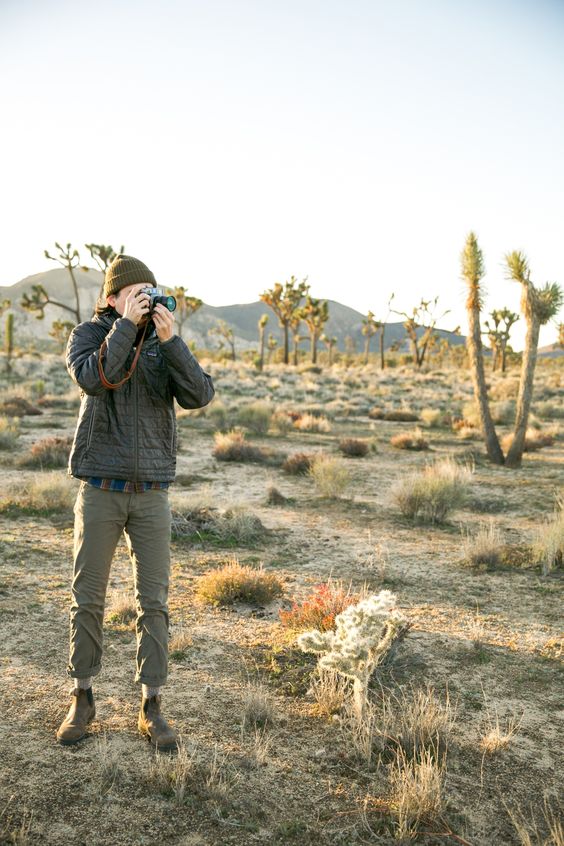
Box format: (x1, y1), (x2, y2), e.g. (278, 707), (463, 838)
(66, 309), (214, 482)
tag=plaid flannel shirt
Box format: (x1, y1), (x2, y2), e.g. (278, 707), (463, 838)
(80, 477), (169, 493)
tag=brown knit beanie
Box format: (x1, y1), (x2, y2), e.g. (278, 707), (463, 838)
(104, 254), (157, 297)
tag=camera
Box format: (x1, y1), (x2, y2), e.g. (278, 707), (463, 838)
(138, 287), (177, 313)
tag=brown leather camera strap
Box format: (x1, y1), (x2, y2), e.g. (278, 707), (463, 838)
(98, 321), (149, 390)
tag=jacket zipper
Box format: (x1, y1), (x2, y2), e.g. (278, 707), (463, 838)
(86, 404), (96, 450)
(133, 358), (139, 482)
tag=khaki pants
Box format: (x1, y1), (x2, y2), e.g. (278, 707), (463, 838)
(67, 482), (172, 687)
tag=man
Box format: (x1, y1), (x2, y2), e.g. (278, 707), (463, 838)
(56, 254), (214, 750)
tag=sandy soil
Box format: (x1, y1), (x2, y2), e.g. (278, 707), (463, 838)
(0, 358), (562, 845)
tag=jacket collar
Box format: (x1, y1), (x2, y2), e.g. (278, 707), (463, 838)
(94, 308), (157, 344)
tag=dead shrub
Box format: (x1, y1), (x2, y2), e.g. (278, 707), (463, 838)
(338, 438), (370, 457)
(0, 396), (42, 417)
(282, 452), (316, 475)
(266, 485), (287, 505)
(241, 681), (276, 730)
(17, 435), (73, 469)
(390, 428), (429, 450)
(384, 409), (419, 422)
(368, 407), (385, 420)
(212, 430), (282, 464)
(171, 501), (267, 546)
(196, 558), (284, 605)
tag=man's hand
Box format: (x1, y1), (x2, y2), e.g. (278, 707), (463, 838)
(122, 285), (151, 326)
(153, 303), (176, 343)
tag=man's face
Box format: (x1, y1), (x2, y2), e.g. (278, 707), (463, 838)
(107, 283), (143, 315)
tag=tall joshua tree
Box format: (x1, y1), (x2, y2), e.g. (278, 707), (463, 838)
(361, 310), (380, 365)
(321, 333), (338, 366)
(174, 287), (203, 339)
(298, 296), (329, 364)
(21, 242), (85, 324)
(259, 276), (309, 364)
(503, 252), (563, 468)
(85, 243), (125, 300)
(392, 296), (450, 368)
(461, 232), (504, 464)
(257, 313), (269, 371)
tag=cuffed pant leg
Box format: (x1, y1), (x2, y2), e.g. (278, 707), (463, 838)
(67, 484), (126, 680)
(124, 489), (171, 688)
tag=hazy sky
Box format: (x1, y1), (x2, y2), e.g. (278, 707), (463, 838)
(1, 0), (563, 349)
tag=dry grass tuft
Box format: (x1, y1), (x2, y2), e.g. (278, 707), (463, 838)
(95, 733), (121, 796)
(293, 412), (332, 433)
(480, 711), (522, 754)
(309, 667), (349, 718)
(169, 625), (193, 660)
(106, 592), (137, 625)
(148, 739), (232, 808)
(236, 400), (273, 435)
(0, 472), (76, 515)
(196, 558), (284, 606)
(265, 485), (287, 505)
(391, 457), (472, 523)
(0, 415), (21, 450)
(241, 681), (276, 730)
(506, 798), (564, 846)
(387, 746), (445, 840)
(308, 453), (351, 498)
(420, 408), (444, 428)
(388, 686), (455, 758)
(462, 519), (504, 569)
(531, 506), (564, 575)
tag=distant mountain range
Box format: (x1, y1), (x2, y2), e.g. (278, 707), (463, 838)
(0, 267), (561, 357)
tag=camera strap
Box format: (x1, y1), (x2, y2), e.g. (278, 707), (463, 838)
(97, 320), (150, 390)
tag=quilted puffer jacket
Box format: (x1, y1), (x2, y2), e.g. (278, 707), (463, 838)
(66, 309), (215, 482)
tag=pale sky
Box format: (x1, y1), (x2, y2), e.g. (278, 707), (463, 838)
(1, 0), (563, 350)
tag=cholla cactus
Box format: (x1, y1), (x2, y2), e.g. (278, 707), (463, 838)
(298, 590), (406, 720)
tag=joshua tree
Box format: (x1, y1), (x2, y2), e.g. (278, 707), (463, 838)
(484, 308), (519, 372)
(288, 311), (303, 366)
(85, 243), (124, 300)
(174, 287), (203, 339)
(257, 313), (269, 371)
(503, 252), (563, 468)
(4, 312), (14, 373)
(392, 296), (450, 369)
(298, 296), (329, 364)
(378, 293), (395, 369)
(321, 333), (338, 366)
(558, 322), (564, 349)
(361, 310), (381, 365)
(460, 232), (504, 464)
(49, 318), (74, 354)
(259, 276), (309, 364)
(209, 320), (236, 361)
(21, 242), (85, 324)
(266, 333), (278, 364)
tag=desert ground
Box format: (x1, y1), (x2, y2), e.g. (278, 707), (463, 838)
(0, 351), (562, 846)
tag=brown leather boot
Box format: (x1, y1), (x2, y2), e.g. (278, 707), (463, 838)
(138, 695), (178, 752)
(56, 687), (96, 745)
